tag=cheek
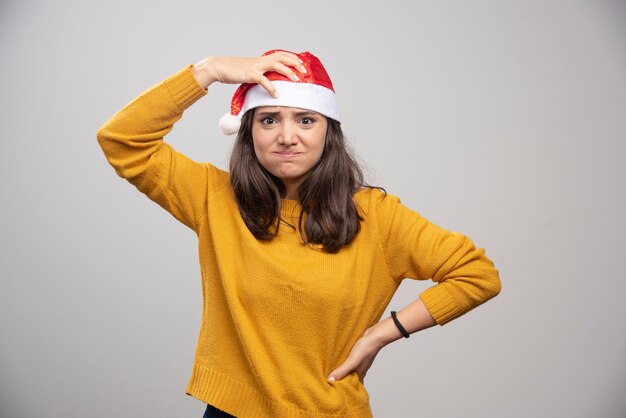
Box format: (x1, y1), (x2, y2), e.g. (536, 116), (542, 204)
(312, 145), (325, 164)
(311, 130), (327, 160)
(253, 145), (270, 170)
(251, 131), (270, 161)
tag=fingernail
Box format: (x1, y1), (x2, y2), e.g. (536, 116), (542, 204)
(328, 376), (335, 382)
(300, 66), (307, 73)
(273, 90), (279, 98)
(292, 74), (300, 81)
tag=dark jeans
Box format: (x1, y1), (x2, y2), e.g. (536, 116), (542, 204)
(203, 403), (236, 418)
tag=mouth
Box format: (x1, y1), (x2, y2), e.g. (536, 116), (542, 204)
(274, 151), (303, 158)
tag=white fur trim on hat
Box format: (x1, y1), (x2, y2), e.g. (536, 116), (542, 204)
(239, 81), (341, 122)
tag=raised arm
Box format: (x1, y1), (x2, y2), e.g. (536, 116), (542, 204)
(97, 66), (213, 230)
(97, 52), (307, 230)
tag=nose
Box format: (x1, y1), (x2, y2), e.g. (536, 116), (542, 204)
(277, 121), (299, 146)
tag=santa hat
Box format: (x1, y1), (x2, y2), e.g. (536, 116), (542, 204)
(218, 49), (341, 135)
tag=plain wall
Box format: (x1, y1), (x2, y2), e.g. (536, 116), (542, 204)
(1, 0), (625, 417)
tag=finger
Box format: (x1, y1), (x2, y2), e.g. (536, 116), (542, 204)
(254, 74), (278, 98)
(328, 359), (357, 382)
(271, 62), (301, 82)
(284, 55), (307, 74)
(266, 51), (307, 74)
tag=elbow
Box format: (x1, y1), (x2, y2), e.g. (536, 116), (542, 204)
(95, 124), (120, 173)
(96, 125), (110, 148)
(487, 268), (501, 300)
(96, 123), (119, 161)
(471, 263), (501, 305)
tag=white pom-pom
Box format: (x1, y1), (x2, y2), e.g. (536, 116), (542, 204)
(219, 113), (241, 135)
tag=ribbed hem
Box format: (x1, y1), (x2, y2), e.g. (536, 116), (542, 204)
(419, 285), (464, 325)
(164, 65), (207, 112)
(186, 364), (270, 418)
(186, 363), (373, 418)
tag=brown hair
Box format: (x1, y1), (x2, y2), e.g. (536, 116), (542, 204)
(229, 109), (370, 253)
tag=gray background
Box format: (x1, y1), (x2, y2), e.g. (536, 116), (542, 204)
(1, 0), (625, 417)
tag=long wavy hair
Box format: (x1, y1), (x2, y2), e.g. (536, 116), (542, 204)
(229, 109), (369, 253)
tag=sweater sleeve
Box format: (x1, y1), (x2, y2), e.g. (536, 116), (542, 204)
(97, 66), (218, 231)
(375, 192), (501, 325)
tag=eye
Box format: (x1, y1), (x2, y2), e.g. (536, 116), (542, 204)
(300, 117), (315, 125)
(260, 117), (277, 125)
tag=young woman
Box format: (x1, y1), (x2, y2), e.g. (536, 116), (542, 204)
(97, 49), (501, 418)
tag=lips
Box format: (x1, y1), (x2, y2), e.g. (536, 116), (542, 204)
(274, 151), (302, 158)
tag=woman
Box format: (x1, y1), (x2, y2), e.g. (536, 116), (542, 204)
(97, 49), (501, 418)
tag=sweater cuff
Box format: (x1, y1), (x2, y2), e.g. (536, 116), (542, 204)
(419, 285), (464, 325)
(164, 65), (208, 112)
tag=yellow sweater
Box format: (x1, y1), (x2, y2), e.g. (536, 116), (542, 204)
(97, 66), (501, 418)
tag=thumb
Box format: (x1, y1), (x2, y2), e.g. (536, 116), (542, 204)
(327, 360), (356, 382)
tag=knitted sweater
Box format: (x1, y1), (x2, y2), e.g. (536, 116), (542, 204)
(97, 66), (501, 418)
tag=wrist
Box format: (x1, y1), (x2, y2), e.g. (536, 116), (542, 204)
(363, 317), (402, 350)
(191, 56), (219, 89)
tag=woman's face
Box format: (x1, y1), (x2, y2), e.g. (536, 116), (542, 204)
(251, 106), (328, 198)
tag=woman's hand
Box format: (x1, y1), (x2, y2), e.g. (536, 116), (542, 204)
(191, 51), (307, 97)
(327, 327), (385, 384)
(328, 300), (437, 384)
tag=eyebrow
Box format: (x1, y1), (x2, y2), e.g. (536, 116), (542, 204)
(256, 110), (319, 118)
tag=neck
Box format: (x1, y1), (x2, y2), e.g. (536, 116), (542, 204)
(282, 180), (301, 200)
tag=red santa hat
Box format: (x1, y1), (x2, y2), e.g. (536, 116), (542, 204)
(218, 49), (341, 135)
